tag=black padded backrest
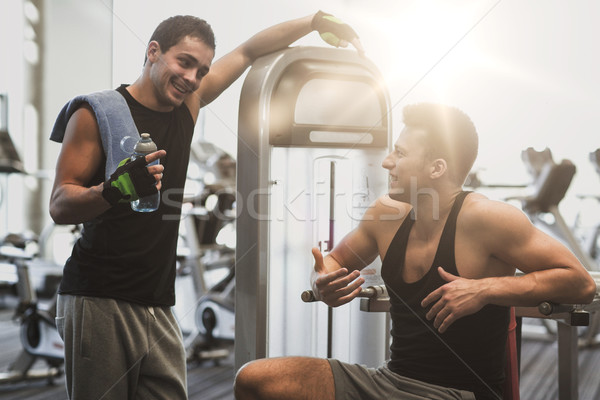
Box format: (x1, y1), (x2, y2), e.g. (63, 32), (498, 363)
(525, 160), (576, 213)
(590, 148), (600, 177)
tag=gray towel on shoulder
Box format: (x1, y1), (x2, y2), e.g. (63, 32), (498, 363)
(50, 89), (139, 180)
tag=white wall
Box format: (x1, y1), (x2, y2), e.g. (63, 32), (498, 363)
(0, 0), (112, 237)
(43, 0), (113, 134)
(41, 0), (113, 230)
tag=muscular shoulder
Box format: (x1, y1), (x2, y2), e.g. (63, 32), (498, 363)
(460, 192), (534, 245)
(333, 195), (410, 265)
(357, 195), (411, 244)
(63, 104), (100, 143)
(59, 104), (104, 182)
(363, 195), (411, 224)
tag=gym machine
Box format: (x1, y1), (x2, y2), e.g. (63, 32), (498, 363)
(174, 140), (236, 364)
(574, 148), (600, 265)
(0, 94), (64, 384)
(511, 147), (598, 272)
(235, 46), (391, 370)
(515, 274), (600, 400)
(0, 243), (63, 384)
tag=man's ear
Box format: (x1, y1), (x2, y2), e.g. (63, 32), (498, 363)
(430, 158), (447, 179)
(146, 41), (160, 63)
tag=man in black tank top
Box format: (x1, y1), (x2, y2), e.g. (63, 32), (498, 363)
(235, 103), (596, 400)
(49, 12), (363, 400)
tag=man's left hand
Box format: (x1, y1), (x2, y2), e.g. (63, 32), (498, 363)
(421, 267), (488, 333)
(312, 11), (365, 55)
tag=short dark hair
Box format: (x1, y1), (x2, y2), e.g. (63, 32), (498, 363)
(145, 15), (216, 63)
(402, 103), (478, 184)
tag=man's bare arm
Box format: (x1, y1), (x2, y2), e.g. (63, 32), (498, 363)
(479, 201), (595, 306)
(422, 198), (596, 333)
(311, 198), (394, 307)
(49, 107), (111, 224)
(49, 106), (165, 224)
(187, 12), (363, 117)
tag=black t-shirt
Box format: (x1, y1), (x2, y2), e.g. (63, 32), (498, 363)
(382, 191), (509, 400)
(58, 85), (195, 306)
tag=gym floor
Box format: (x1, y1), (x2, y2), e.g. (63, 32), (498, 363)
(1, 308), (600, 400)
(0, 307), (235, 400)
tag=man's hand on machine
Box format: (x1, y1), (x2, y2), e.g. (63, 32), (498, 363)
(311, 11), (365, 56)
(101, 150), (166, 206)
(310, 247), (365, 307)
(421, 267), (488, 333)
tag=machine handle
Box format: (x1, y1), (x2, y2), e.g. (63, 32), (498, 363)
(538, 301), (583, 316)
(301, 285), (387, 303)
(538, 301), (591, 326)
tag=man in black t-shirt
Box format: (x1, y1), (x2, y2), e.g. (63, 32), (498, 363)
(50, 12), (363, 400)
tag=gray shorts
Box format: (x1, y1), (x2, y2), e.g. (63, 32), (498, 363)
(328, 359), (476, 400)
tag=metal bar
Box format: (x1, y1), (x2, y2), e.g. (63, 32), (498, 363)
(538, 302), (577, 316)
(557, 321), (579, 400)
(15, 262), (37, 305)
(326, 161), (336, 358)
(327, 307), (333, 358)
(301, 286), (387, 303)
(327, 161), (335, 252)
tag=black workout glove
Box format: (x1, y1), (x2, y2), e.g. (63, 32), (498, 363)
(101, 157), (157, 206)
(311, 10), (359, 48)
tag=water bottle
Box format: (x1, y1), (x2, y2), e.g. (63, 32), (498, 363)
(131, 133), (160, 212)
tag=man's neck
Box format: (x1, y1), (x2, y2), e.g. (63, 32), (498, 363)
(410, 187), (462, 237)
(127, 78), (174, 113)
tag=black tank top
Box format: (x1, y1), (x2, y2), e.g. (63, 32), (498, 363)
(58, 85), (194, 306)
(382, 191), (508, 400)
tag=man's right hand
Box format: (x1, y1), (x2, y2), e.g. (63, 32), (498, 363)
(311, 247), (364, 307)
(101, 150), (166, 206)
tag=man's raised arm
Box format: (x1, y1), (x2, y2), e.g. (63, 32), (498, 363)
(189, 11), (363, 113)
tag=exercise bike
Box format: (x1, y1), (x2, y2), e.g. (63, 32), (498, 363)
(0, 235), (63, 384)
(0, 121), (66, 384)
(175, 140), (236, 365)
